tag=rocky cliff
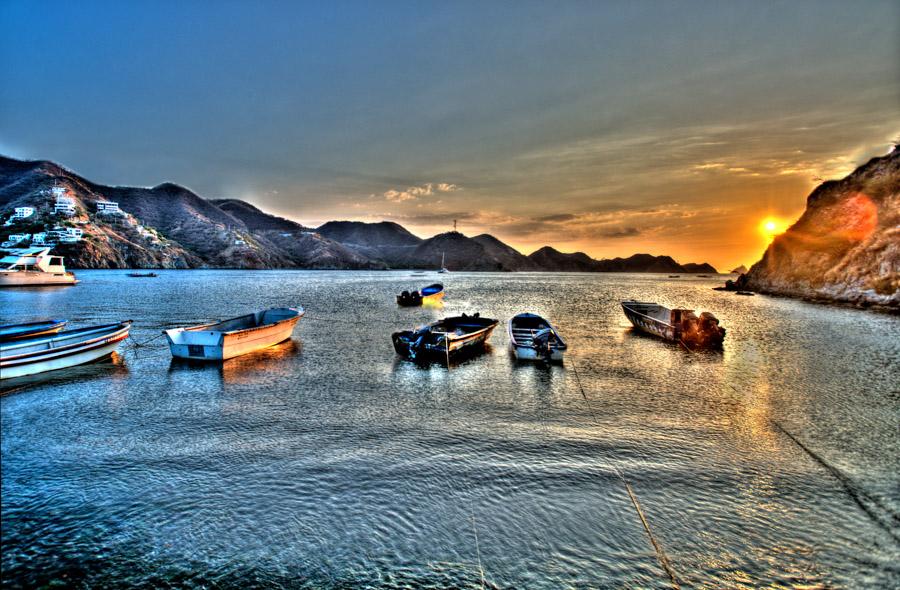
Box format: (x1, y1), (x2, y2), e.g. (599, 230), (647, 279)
(744, 147), (899, 307)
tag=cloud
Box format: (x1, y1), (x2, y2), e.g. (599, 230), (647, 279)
(599, 226), (641, 238)
(384, 182), (460, 202)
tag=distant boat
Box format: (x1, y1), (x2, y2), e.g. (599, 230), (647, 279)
(0, 319), (68, 342)
(396, 283), (444, 307)
(392, 313), (498, 361)
(127, 272), (158, 278)
(0, 247), (78, 287)
(0, 321), (132, 379)
(164, 307), (303, 361)
(696, 274), (711, 278)
(437, 252), (449, 274)
(668, 275), (680, 278)
(621, 300), (725, 349)
(508, 313), (567, 362)
(736, 291), (755, 296)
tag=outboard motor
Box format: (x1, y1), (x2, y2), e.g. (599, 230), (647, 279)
(532, 328), (554, 361)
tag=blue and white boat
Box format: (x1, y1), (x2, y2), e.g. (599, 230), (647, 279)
(508, 313), (567, 362)
(0, 321), (132, 379)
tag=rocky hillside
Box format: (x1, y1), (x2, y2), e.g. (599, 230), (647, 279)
(744, 146), (898, 307)
(0, 157), (379, 269)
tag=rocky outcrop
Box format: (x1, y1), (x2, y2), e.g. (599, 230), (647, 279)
(744, 147), (899, 307)
(528, 246), (604, 271)
(681, 262), (718, 274)
(730, 265), (748, 274)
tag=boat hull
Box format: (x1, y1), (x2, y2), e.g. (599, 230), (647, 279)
(0, 323), (130, 379)
(0, 270), (77, 286)
(165, 310), (302, 361)
(621, 305), (676, 341)
(510, 344), (564, 362)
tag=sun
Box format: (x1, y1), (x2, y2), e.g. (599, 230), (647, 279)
(759, 217), (788, 240)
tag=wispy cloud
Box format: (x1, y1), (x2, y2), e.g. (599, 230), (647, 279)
(384, 182), (460, 202)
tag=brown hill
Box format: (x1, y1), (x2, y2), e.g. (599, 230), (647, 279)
(745, 146), (899, 307)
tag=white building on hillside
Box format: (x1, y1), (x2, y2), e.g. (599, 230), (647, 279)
(96, 201), (122, 215)
(53, 188), (77, 216)
(3, 207), (35, 226)
(0, 233), (31, 248)
(51, 227), (83, 243)
(31, 232), (55, 245)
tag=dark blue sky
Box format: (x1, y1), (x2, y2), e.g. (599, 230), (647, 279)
(2, 0), (898, 267)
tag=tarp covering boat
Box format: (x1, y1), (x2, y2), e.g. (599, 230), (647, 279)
(621, 301), (725, 348)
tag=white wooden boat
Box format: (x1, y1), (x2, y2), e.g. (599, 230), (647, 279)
(508, 313), (567, 362)
(0, 319), (67, 341)
(621, 300), (725, 348)
(164, 307), (303, 361)
(0, 321), (132, 379)
(0, 248), (78, 286)
(392, 313), (498, 361)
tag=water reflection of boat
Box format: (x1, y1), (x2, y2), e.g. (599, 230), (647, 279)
(164, 307), (303, 361)
(508, 313), (567, 362)
(168, 339), (299, 383)
(0, 319), (67, 341)
(392, 313), (498, 361)
(0, 352), (128, 393)
(0, 321), (132, 379)
(621, 301), (725, 348)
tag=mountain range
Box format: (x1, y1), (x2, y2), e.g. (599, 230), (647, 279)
(0, 155), (718, 273)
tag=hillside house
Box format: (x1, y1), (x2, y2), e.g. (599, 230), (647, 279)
(53, 189), (77, 216)
(96, 201), (123, 215)
(0, 233), (31, 248)
(3, 207), (36, 226)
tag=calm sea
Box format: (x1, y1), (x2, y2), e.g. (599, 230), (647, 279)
(1, 270), (898, 589)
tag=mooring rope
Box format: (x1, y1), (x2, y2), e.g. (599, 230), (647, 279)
(471, 513), (487, 590)
(723, 382), (900, 544)
(569, 358), (681, 589)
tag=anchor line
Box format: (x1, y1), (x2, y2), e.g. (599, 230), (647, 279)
(471, 513), (487, 590)
(569, 357), (682, 590)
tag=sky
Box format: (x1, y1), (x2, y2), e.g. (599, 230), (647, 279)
(1, 0), (898, 270)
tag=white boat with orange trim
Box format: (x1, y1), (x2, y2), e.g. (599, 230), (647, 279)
(163, 307), (303, 361)
(0, 248), (78, 287)
(0, 321), (132, 379)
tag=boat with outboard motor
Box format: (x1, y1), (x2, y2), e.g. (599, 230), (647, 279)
(0, 321), (132, 379)
(621, 300), (725, 348)
(508, 313), (567, 362)
(164, 307), (303, 361)
(396, 283), (444, 306)
(0, 247), (78, 286)
(0, 319), (68, 342)
(392, 313), (498, 361)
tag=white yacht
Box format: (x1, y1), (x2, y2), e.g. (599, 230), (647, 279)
(0, 248), (78, 287)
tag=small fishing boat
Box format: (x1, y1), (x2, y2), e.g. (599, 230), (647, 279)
(668, 275), (680, 278)
(164, 307), (303, 361)
(0, 319), (68, 342)
(392, 313), (498, 361)
(127, 272), (158, 278)
(508, 313), (567, 362)
(621, 301), (725, 349)
(396, 283), (444, 306)
(0, 321), (132, 379)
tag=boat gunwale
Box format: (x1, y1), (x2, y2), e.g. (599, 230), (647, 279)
(166, 307), (304, 337)
(507, 314), (568, 350)
(621, 301), (674, 329)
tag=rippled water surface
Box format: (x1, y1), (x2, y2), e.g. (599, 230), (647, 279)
(2, 270), (898, 589)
